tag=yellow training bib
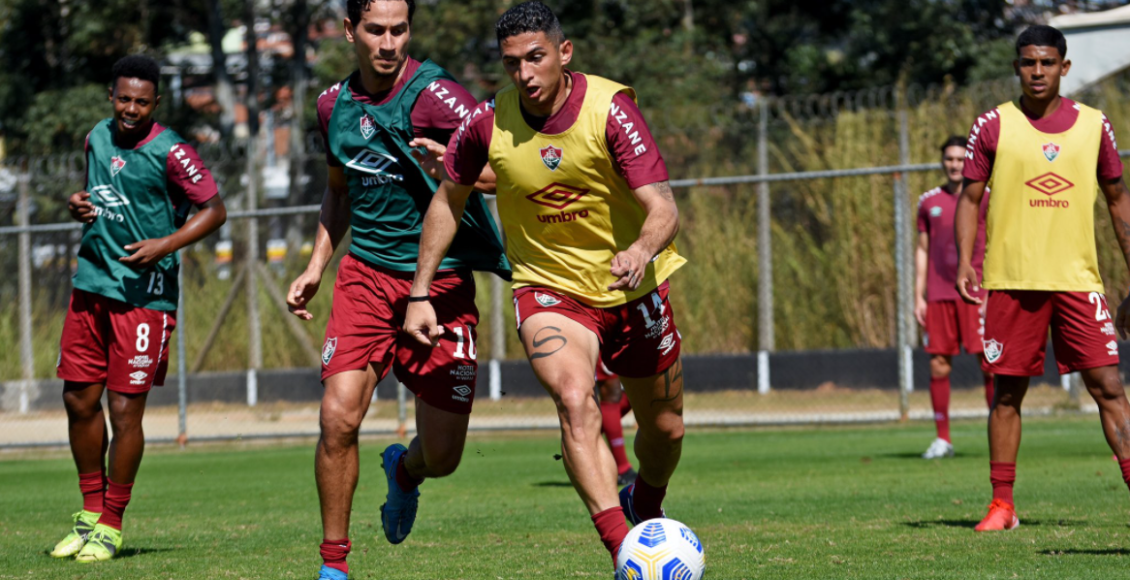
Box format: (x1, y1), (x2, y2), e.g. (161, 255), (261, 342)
(983, 100), (1105, 292)
(488, 74), (686, 307)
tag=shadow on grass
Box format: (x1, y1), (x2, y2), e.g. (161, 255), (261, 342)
(878, 452), (973, 460)
(532, 481), (574, 488)
(903, 519), (1087, 529)
(42, 547), (176, 560)
(902, 519), (979, 529)
(1040, 549), (1130, 556)
(115, 547), (178, 559)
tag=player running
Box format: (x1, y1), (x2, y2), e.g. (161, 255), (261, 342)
(404, 1), (686, 568)
(956, 24), (1130, 532)
(52, 55), (226, 562)
(283, 1), (508, 578)
(597, 362), (638, 485)
(915, 136), (994, 459)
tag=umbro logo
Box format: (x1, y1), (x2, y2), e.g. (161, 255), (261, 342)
(452, 385), (471, 402)
(90, 184), (130, 207)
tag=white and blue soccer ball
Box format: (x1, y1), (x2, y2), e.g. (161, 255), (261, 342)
(616, 518), (705, 580)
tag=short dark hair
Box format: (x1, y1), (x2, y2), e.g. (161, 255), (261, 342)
(496, 1), (565, 46)
(111, 55), (161, 94)
(347, 0), (415, 26)
(1016, 25), (1067, 59)
(940, 135), (967, 154)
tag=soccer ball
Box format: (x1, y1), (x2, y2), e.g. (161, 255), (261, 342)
(616, 518), (705, 580)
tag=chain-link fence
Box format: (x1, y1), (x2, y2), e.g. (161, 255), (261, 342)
(3, 74), (1129, 447)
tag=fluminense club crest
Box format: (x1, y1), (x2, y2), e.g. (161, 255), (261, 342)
(360, 115), (376, 140)
(982, 338), (1004, 363)
(535, 292), (561, 307)
(540, 145), (563, 171)
(322, 337), (338, 366)
(110, 156), (126, 177)
(1042, 142), (1060, 162)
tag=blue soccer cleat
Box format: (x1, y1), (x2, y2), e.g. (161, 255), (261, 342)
(318, 565), (348, 580)
(380, 443), (420, 545)
(619, 482), (666, 527)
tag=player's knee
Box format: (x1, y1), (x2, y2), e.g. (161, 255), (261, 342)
(62, 391), (101, 419)
(428, 452), (462, 478)
(929, 356), (951, 378)
(319, 403), (364, 441)
(554, 383), (596, 418)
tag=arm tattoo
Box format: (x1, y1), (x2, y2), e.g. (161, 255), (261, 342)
(1118, 219), (1130, 261)
(654, 181), (674, 201)
(651, 358), (684, 406)
(529, 326), (567, 360)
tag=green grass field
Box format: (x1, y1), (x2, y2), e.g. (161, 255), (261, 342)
(3, 415), (1130, 579)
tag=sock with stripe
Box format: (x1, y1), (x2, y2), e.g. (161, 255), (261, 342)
(320, 538), (351, 575)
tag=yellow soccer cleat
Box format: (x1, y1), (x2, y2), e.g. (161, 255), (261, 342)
(49, 511), (100, 558)
(74, 523), (122, 563)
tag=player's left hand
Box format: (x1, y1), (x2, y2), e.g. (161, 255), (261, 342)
(1115, 294), (1130, 340)
(409, 137), (447, 181)
(609, 246), (651, 292)
(120, 238), (173, 269)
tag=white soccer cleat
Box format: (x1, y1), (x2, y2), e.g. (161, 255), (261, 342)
(922, 438), (954, 459)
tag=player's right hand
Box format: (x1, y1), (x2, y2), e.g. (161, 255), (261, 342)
(404, 301), (443, 347)
(67, 191), (96, 223)
(955, 263), (983, 305)
(287, 270), (321, 320)
(914, 297), (928, 327)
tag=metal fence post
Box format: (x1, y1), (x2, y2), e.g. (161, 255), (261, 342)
(17, 172), (34, 413)
(895, 94), (914, 419)
(488, 196), (504, 401)
(756, 96), (773, 395)
(247, 139), (262, 407)
(177, 252), (188, 446)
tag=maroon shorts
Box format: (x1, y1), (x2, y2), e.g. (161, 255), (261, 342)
(321, 254), (479, 414)
(982, 290), (1119, 376)
(513, 281), (681, 379)
(57, 288), (176, 394)
(923, 299), (985, 356)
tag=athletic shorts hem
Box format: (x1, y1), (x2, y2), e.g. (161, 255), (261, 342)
(57, 372), (107, 385)
(614, 344), (682, 379)
(923, 344), (960, 356)
(1058, 357), (1120, 374)
(104, 383), (159, 395)
(981, 364), (1043, 377)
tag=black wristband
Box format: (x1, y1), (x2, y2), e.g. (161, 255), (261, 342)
(408, 295), (430, 303)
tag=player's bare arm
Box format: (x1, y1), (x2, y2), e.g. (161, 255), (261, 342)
(954, 178), (986, 305)
(408, 137), (497, 193)
(403, 178), (476, 345)
(1101, 176), (1130, 338)
(119, 195), (227, 268)
(914, 231), (929, 326)
(67, 191), (96, 224)
(608, 180), (680, 292)
(287, 167), (351, 320)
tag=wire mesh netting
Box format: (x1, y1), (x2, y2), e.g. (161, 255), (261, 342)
(4, 73), (1129, 447)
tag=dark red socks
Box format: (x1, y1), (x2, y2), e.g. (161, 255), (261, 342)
(98, 480), (133, 530)
(320, 538), (351, 575)
(990, 461), (1016, 506)
(395, 454), (423, 491)
(592, 507), (630, 563)
(1119, 459), (1130, 494)
(929, 376), (951, 443)
(631, 474), (668, 522)
(78, 471), (105, 513)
